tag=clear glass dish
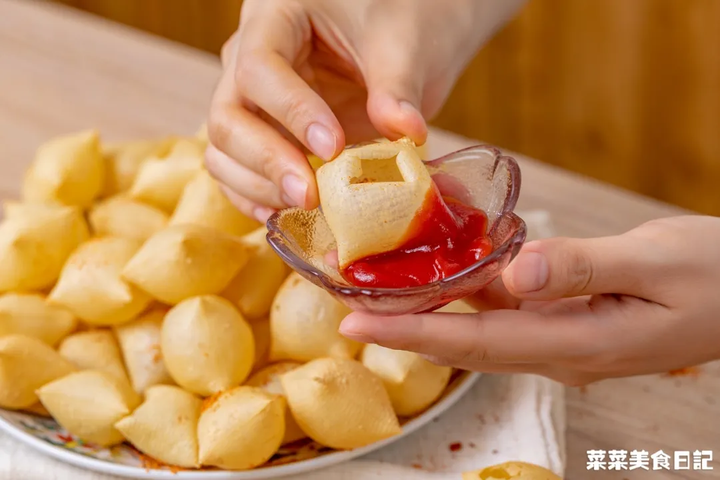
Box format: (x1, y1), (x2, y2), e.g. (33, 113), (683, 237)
(266, 144), (526, 316)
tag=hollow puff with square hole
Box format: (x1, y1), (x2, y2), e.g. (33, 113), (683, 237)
(316, 138), (433, 270)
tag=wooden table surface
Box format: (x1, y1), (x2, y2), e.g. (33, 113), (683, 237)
(0, 1), (718, 478)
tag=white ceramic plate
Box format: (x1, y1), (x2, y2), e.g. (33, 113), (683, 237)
(0, 372), (480, 479)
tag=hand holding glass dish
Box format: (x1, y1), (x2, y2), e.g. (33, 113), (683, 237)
(267, 138), (526, 315)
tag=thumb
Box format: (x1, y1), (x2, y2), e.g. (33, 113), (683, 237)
(362, 18), (428, 145)
(502, 236), (656, 300)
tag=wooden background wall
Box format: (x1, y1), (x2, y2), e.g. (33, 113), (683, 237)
(52, 0), (720, 215)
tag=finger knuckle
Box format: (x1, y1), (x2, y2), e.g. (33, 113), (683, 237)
(276, 1), (312, 45)
(203, 149), (220, 175)
(423, 355), (456, 368)
(563, 242), (595, 293)
(257, 145), (282, 182)
(207, 110), (233, 152)
(221, 47), (232, 68)
(278, 92), (312, 134)
(234, 50), (263, 87)
(220, 34), (237, 67)
(450, 317), (497, 365)
(453, 348), (478, 365)
(454, 344), (490, 365)
(636, 217), (683, 237)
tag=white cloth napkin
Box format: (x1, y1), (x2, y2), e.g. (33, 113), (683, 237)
(0, 210), (565, 480)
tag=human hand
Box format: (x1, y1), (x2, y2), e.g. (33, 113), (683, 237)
(339, 215), (720, 385)
(205, 0), (526, 222)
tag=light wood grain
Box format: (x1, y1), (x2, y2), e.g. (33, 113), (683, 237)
(51, 0), (242, 54)
(435, 0), (720, 219)
(0, 1), (718, 479)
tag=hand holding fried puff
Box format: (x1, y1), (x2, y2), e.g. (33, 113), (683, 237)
(341, 216), (720, 386)
(206, 0), (526, 220)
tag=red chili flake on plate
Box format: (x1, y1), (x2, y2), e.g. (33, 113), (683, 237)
(130, 447), (186, 473)
(665, 366), (701, 377)
(449, 442), (463, 452)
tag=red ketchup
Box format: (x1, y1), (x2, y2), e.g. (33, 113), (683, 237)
(342, 190), (493, 288)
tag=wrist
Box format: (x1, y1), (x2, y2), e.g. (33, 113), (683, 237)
(434, 0), (528, 77)
(469, 0), (527, 48)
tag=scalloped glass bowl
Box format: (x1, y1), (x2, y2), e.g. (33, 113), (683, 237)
(267, 145), (526, 316)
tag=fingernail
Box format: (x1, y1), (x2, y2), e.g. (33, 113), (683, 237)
(399, 100), (420, 116)
(281, 174), (307, 207)
(508, 251), (549, 293)
(339, 316), (376, 344)
(306, 123), (336, 161)
(253, 206), (275, 223)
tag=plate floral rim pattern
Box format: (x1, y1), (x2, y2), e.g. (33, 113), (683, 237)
(0, 372), (480, 480)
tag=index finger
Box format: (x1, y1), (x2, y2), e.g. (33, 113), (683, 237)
(339, 308), (601, 365)
(208, 66), (317, 209)
(234, 1), (345, 161)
